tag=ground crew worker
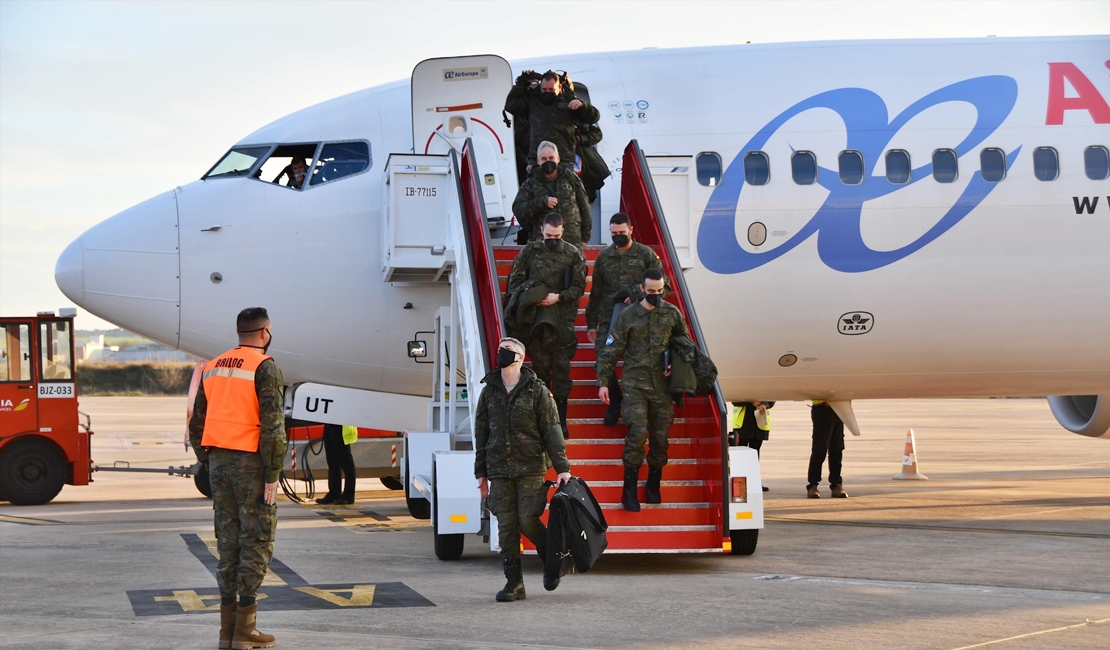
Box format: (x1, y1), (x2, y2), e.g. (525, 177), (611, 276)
(597, 268), (691, 512)
(188, 307), (286, 650)
(585, 213), (664, 426)
(731, 401), (773, 492)
(315, 423), (356, 505)
(507, 213), (587, 439)
(504, 69), (601, 165)
(512, 142), (592, 246)
(475, 337), (571, 602)
(808, 401), (848, 499)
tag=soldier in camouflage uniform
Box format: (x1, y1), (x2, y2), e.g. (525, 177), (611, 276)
(506, 212), (587, 439)
(504, 69), (601, 166)
(189, 307), (286, 649)
(475, 337), (572, 601)
(511, 142), (593, 247)
(596, 269), (691, 512)
(585, 213), (665, 426)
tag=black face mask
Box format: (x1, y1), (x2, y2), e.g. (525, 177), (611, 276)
(539, 91), (557, 105)
(540, 160), (558, 175)
(611, 234), (630, 248)
(645, 293), (662, 307)
(544, 238), (560, 251)
(262, 329), (273, 354)
(497, 347), (518, 369)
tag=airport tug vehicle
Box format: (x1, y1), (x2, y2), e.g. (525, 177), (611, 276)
(0, 310), (92, 505)
(398, 56), (763, 559)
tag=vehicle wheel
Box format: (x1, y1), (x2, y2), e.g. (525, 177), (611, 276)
(379, 475), (404, 491)
(729, 529), (759, 556)
(0, 438), (66, 505)
(434, 531), (464, 561)
(194, 463), (213, 499)
(404, 456), (430, 519)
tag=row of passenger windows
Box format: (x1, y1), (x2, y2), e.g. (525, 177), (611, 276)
(204, 141), (372, 190)
(694, 145), (1110, 187)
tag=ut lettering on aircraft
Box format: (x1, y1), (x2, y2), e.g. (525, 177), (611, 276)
(698, 75), (1021, 274)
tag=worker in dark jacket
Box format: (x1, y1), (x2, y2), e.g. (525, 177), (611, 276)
(596, 268), (691, 512)
(586, 213), (664, 426)
(475, 337), (571, 602)
(512, 142), (593, 246)
(504, 70), (601, 165)
(507, 213), (588, 439)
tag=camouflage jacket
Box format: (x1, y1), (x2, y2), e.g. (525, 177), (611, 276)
(474, 367), (570, 479)
(511, 165), (593, 246)
(504, 80), (601, 164)
(188, 357), (287, 483)
(597, 300), (691, 392)
(506, 239), (587, 323)
(585, 241), (665, 331)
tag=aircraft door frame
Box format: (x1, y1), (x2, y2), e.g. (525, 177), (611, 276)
(646, 155), (695, 270)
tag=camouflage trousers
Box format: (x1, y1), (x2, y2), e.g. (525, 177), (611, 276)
(622, 386), (674, 469)
(594, 321), (620, 395)
(209, 449), (277, 600)
(488, 475), (548, 557)
(528, 338), (576, 400)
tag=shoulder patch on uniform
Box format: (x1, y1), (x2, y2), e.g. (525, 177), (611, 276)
(605, 335), (614, 345)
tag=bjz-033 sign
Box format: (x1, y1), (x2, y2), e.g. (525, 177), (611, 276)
(38, 383), (75, 398)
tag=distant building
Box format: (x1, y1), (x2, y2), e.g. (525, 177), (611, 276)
(77, 335), (119, 362)
(111, 343), (197, 363)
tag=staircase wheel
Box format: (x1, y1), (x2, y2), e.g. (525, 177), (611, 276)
(434, 532), (465, 561)
(729, 529), (759, 556)
(404, 456), (430, 519)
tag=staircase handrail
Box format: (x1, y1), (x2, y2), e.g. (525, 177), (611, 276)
(620, 140), (729, 534)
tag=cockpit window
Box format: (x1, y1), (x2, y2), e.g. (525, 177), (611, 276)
(204, 146), (272, 179)
(310, 142), (371, 187)
(255, 143), (321, 190)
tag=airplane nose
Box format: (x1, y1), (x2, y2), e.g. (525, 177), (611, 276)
(55, 237), (85, 305)
(55, 190), (181, 347)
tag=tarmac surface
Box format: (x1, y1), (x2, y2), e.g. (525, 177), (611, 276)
(1, 396), (1108, 649)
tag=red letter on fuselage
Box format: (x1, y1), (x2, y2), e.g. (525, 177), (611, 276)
(1046, 62), (1110, 125)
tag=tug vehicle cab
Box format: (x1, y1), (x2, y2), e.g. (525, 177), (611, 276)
(0, 309), (92, 505)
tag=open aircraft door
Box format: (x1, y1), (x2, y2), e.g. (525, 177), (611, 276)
(645, 156), (696, 270)
(412, 56), (517, 228)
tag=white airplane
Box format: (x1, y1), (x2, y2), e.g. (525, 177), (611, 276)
(55, 36), (1110, 440)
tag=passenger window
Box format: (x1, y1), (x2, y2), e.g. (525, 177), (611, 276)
(204, 146), (272, 179)
(885, 150), (911, 184)
(980, 148), (1006, 183)
(40, 321), (73, 381)
(1033, 147), (1059, 181)
(791, 151), (817, 185)
(696, 152), (722, 187)
(1084, 146), (1109, 180)
(743, 151), (770, 186)
(1, 323), (32, 382)
(310, 142), (371, 187)
(932, 149), (958, 183)
(256, 143), (320, 190)
(838, 150), (864, 185)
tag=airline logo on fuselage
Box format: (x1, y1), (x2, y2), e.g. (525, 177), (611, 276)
(443, 67), (488, 82)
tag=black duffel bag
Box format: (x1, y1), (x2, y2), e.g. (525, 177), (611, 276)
(545, 477), (608, 582)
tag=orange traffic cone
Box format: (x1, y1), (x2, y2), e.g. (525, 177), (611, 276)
(892, 429), (928, 480)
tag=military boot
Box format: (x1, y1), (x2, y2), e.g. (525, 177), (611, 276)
(537, 544), (560, 591)
(645, 467), (663, 504)
(555, 397), (571, 439)
(622, 464), (641, 512)
(218, 603), (236, 649)
(496, 554), (526, 602)
(603, 382), (623, 427)
(231, 603), (275, 649)
(830, 484), (849, 498)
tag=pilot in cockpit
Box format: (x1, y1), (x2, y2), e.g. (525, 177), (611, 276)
(274, 158), (308, 189)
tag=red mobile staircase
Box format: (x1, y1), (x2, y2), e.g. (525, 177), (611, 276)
(484, 141), (730, 553)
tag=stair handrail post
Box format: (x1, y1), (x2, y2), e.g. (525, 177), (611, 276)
(620, 139), (730, 538)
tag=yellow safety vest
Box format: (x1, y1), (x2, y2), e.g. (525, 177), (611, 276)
(732, 404), (771, 431)
(341, 425), (358, 445)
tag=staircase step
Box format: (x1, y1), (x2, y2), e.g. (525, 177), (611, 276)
(561, 462), (701, 482)
(571, 481), (706, 503)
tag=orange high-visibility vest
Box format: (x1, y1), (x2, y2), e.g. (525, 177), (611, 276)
(200, 347), (271, 452)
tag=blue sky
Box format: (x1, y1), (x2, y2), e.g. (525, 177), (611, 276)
(1, 0), (1107, 329)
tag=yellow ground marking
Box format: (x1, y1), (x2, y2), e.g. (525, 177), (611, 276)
(154, 590), (267, 612)
(0, 514), (57, 525)
(294, 585), (376, 607)
(198, 533), (286, 586)
(950, 617), (1109, 649)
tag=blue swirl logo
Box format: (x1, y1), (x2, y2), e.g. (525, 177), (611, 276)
(697, 76), (1020, 274)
